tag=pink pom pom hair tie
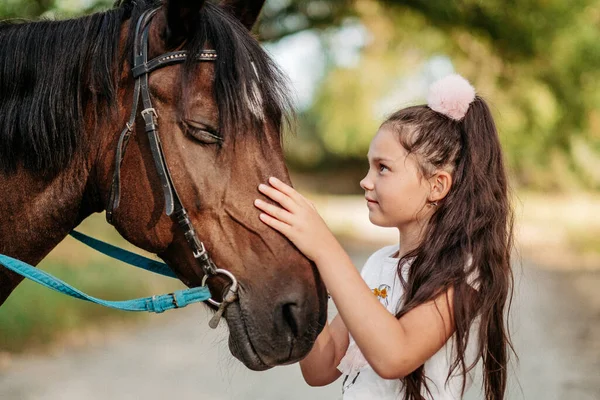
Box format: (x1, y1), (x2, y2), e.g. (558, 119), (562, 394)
(427, 74), (476, 121)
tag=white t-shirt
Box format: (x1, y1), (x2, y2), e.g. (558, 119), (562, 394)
(338, 244), (479, 400)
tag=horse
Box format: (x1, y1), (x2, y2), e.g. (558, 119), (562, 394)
(0, 0), (328, 371)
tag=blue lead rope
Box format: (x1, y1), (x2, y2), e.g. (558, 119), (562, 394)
(0, 231), (211, 313)
(69, 230), (178, 279)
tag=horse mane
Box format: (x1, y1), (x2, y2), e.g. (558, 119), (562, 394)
(0, 0), (292, 177)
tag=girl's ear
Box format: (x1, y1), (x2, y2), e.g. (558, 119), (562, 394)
(428, 171), (453, 203)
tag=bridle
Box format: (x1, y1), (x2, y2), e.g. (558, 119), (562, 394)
(105, 7), (237, 325)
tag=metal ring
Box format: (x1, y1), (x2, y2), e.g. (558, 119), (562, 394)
(201, 268), (239, 307)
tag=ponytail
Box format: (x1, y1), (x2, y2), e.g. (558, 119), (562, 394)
(385, 94), (514, 400)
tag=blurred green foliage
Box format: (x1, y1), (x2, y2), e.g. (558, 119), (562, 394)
(1, 0), (599, 192)
(281, 0), (600, 191)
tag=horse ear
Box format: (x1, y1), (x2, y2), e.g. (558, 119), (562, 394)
(221, 0), (266, 30)
(165, 0), (207, 45)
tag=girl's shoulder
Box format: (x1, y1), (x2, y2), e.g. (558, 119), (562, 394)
(360, 244), (400, 276)
(367, 244), (399, 263)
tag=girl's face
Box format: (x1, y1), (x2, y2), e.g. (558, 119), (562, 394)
(360, 126), (431, 229)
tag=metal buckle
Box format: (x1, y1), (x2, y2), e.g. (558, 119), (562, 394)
(193, 242), (207, 259)
(166, 292), (180, 308)
(201, 269), (239, 307)
(141, 107), (158, 120)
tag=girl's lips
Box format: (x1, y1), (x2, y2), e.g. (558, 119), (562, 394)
(365, 197), (378, 204)
(366, 198), (379, 208)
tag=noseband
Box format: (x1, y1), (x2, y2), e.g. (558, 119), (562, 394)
(106, 8), (237, 320)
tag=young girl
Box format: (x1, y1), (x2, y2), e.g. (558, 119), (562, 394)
(254, 74), (514, 400)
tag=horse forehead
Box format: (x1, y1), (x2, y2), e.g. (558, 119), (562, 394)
(188, 64), (264, 121)
(148, 64), (216, 112)
(172, 57), (264, 120)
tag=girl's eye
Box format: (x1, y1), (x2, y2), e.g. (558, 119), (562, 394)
(379, 163), (389, 172)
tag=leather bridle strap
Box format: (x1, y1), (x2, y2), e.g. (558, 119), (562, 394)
(106, 8), (158, 224)
(106, 8), (219, 276)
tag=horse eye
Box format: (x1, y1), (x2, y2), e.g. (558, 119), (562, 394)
(183, 120), (222, 145)
(188, 129), (222, 145)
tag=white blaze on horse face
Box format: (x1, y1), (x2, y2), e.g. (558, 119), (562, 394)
(245, 81), (264, 120)
(245, 61), (264, 120)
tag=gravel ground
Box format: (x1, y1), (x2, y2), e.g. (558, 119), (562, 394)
(0, 242), (598, 400)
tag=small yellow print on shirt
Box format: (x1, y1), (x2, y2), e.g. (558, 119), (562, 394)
(372, 284), (391, 307)
(373, 287), (388, 298)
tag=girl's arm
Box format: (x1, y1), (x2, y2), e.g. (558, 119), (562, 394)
(300, 314), (349, 386)
(314, 243), (455, 379)
(255, 178), (456, 380)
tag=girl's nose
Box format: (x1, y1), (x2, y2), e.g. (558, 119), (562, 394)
(360, 174), (373, 191)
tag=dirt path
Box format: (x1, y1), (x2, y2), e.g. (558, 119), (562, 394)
(0, 244), (598, 400)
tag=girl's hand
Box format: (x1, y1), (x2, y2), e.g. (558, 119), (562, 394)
(254, 177), (339, 263)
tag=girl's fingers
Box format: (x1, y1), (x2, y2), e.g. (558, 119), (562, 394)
(259, 212), (291, 235)
(268, 177), (303, 203)
(254, 199), (293, 224)
(258, 183), (296, 211)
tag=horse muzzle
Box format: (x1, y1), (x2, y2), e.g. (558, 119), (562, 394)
(223, 285), (324, 371)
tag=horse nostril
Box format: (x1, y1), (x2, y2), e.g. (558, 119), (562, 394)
(281, 302), (300, 338)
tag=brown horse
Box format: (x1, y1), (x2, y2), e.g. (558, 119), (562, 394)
(0, 0), (327, 371)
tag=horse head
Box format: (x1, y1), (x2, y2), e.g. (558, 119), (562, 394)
(94, 0), (328, 370)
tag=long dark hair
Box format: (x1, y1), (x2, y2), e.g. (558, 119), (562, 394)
(384, 96), (514, 400)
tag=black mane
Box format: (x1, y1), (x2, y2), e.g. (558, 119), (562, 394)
(0, 0), (292, 176)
